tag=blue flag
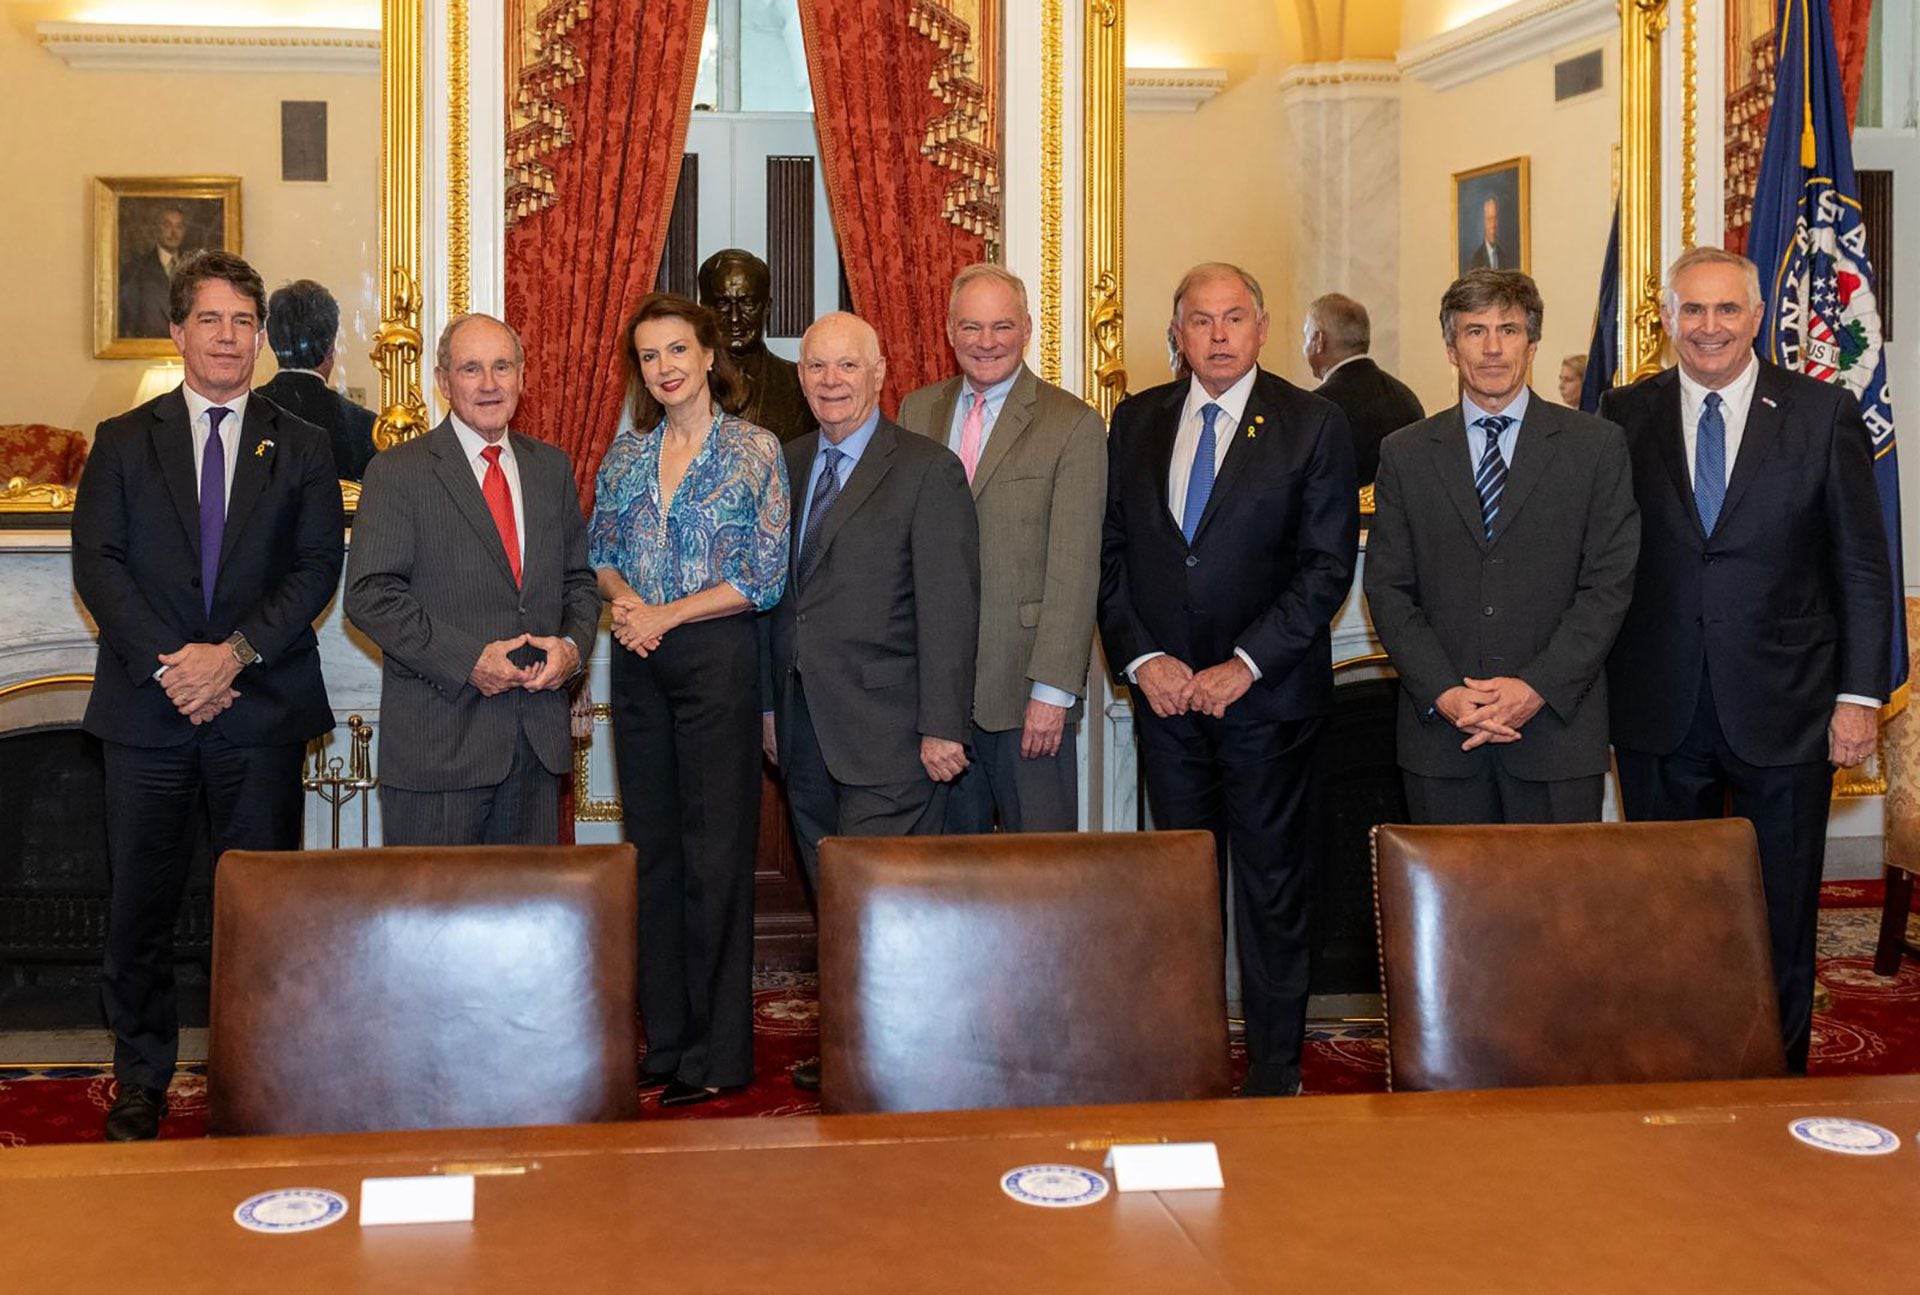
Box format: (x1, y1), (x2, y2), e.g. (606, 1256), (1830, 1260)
(1748, 0), (1907, 713)
(1578, 204), (1619, 415)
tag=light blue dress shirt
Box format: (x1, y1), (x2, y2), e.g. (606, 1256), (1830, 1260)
(1460, 386), (1528, 475)
(944, 372), (1019, 455)
(799, 410), (881, 539)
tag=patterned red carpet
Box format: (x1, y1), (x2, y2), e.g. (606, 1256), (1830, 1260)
(4, 882), (1916, 1147)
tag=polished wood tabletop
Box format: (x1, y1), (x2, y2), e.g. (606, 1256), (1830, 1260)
(5, 1075), (1918, 1293)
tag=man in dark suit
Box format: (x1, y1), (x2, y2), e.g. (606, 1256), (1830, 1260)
(345, 314), (600, 845)
(699, 249), (817, 443)
(1099, 262), (1359, 1098)
(1603, 246), (1891, 1072)
(257, 279), (378, 479)
(1467, 196), (1517, 272)
(1365, 270), (1639, 823)
(73, 250), (345, 1140)
(766, 312), (979, 1090)
(117, 205), (191, 339)
(1302, 292), (1424, 484)
(898, 264), (1105, 833)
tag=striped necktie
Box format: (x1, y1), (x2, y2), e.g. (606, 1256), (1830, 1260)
(1473, 414), (1513, 540)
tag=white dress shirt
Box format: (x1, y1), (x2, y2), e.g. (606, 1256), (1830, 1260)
(450, 414), (526, 567)
(181, 383), (246, 508)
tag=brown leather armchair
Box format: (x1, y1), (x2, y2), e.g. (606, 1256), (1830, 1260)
(208, 844), (638, 1135)
(817, 831), (1232, 1114)
(1372, 820), (1786, 1091)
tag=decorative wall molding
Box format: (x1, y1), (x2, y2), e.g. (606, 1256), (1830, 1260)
(1397, 0), (1614, 92)
(1277, 59), (1401, 104)
(1124, 66), (1227, 113)
(36, 21), (379, 73)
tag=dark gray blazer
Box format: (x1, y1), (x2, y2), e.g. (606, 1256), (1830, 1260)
(1363, 393), (1639, 781)
(767, 418), (980, 786)
(344, 419), (600, 791)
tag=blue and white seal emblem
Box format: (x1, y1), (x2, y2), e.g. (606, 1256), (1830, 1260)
(1000, 1164), (1110, 1208)
(1787, 1117), (1900, 1157)
(233, 1187), (351, 1233)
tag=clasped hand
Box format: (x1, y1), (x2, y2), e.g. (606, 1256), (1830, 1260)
(157, 642), (241, 726)
(1435, 676), (1543, 750)
(610, 594), (672, 657)
(1132, 655), (1255, 720)
(469, 632), (578, 696)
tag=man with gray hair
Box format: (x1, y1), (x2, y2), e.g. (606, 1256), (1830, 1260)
(1364, 269), (1638, 825)
(346, 312), (600, 845)
(898, 263), (1105, 832)
(1603, 245), (1890, 1072)
(1301, 292), (1424, 485)
(1099, 261), (1359, 1098)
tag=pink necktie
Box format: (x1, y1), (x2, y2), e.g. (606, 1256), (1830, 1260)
(958, 391), (985, 482)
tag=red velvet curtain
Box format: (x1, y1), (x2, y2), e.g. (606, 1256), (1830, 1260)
(504, 0), (707, 506)
(797, 0), (988, 416)
(1832, 0), (1874, 126)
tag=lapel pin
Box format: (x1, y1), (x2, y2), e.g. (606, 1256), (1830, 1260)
(254, 439), (274, 458)
(1760, 396), (1778, 408)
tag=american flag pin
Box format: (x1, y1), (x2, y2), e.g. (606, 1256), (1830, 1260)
(1761, 396), (1778, 408)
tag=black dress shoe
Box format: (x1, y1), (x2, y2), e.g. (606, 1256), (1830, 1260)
(659, 1079), (717, 1108)
(104, 1082), (167, 1141)
(790, 1057), (821, 1092)
(1238, 1064), (1303, 1098)
(638, 1071), (675, 1092)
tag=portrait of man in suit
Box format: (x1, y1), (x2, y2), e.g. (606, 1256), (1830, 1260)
(1364, 269), (1639, 825)
(1602, 246), (1891, 1073)
(72, 249), (345, 1140)
(345, 313), (601, 846)
(257, 279), (378, 480)
(1301, 292), (1424, 485)
(1454, 160), (1527, 276)
(898, 264), (1106, 833)
(1099, 262), (1359, 1098)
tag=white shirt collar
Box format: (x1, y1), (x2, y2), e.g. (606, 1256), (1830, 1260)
(181, 382), (249, 432)
(1319, 354), (1368, 381)
(450, 412), (513, 462)
(1183, 367), (1258, 427)
(1677, 352), (1761, 424)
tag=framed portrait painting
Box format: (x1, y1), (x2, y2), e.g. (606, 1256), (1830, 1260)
(93, 176), (243, 360)
(1452, 158), (1530, 277)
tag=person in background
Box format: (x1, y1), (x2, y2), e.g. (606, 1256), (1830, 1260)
(258, 279), (378, 480)
(1301, 292), (1424, 485)
(1559, 353), (1590, 408)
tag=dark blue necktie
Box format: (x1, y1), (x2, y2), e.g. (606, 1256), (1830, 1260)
(797, 446), (844, 583)
(200, 406), (230, 614)
(1695, 391), (1726, 534)
(1181, 402), (1222, 545)
(1473, 414), (1512, 540)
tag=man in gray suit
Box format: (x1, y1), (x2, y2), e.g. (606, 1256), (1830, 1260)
(346, 313), (600, 844)
(1364, 270), (1639, 823)
(898, 264), (1105, 832)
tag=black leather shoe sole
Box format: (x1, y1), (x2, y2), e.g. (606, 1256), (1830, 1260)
(104, 1083), (167, 1141)
(659, 1079), (716, 1107)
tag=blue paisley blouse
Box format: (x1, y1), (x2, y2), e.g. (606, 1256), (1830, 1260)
(589, 412), (790, 611)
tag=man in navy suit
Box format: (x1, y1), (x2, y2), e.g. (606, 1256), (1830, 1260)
(1603, 246), (1891, 1073)
(73, 250), (345, 1140)
(1099, 262), (1359, 1097)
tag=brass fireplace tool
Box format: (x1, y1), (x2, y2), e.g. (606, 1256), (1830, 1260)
(303, 714), (378, 847)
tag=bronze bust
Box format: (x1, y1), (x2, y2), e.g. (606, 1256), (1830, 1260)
(697, 249), (816, 444)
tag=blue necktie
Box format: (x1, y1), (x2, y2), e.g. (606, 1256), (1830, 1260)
(200, 407), (230, 614)
(797, 446), (844, 583)
(1181, 402), (1222, 545)
(1472, 414), (1512, 541)
(1695, 391), (1726, 535)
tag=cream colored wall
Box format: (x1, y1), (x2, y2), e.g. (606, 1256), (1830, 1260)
(0, 4), (379, 436)
(1395, 39), (1619, 411)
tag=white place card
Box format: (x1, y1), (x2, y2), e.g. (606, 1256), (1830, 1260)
(359, 1174), (476, 1226)
(1103, 1141), (1224, 1192)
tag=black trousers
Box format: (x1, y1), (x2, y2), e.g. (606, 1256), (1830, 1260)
(1135, 709), (1324, 1082)
(1615, 667), (1834, 1072)
(945, 721), (1080, 833)
(378, 729), (561, 846)
(611, 614), (760, 1089)
(102, 730), (305, 1091)
(1402, 767), (1604, 824)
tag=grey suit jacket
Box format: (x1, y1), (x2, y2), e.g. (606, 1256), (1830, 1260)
(344, 419), (601, 791)
(1363, 393), (1639, 781)
(767, 418), (980, 786)
(898, 364), (1106, 732)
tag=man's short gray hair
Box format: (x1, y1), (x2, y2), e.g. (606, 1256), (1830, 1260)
(1439, 270), (1544, 345)
(1307, 293), (1370, 354)
(1662, 246), (1763, 312)
(436, 313), (525, 372)
(948, 263), (1029, 321)
(1172, 262), (1265, 319)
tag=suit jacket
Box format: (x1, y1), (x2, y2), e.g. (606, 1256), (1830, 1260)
(1317, 356), (1425, 486)
(1363, 394), (1640, 780)
(1467, 238), (1516, 273)
(1098, 369), (1359, 725)
(72, 388), (344, 748)
(767, 418), (979, 785)
(897, 364), (1106, 732)
(737, 347), (817, 444)
(257, 371), (377, 480)
(344, 419), (601, 791)
(1601, 361), (1891, 765)
(117, 249), (175, 340)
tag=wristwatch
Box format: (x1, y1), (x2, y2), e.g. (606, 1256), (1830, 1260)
(225, 631), (259, 668)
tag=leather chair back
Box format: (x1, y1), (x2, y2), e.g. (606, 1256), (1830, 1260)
(1372, 820), (1786, 1091)
(209, 844), (638, 1135)
(817, 830), (1231, 1114)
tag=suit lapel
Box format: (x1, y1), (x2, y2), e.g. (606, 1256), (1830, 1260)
(1189, 378), (1267, 546)
(218, 398), (275, 568)
(1145, 384), (1186, 543)
(927, 378), (963, 460)
(511, 432), (550, 587)
(1488, 393), (1562, 544)
(1430, 409), (1491, 551)
(970, 367), (1038, 496)
(1717, 362), (1791, 531)
(1647, 370), (1705, 542)
(429, 420), (520, 588)
(803, 422), (898, 582)
(150, 390), (201, 560)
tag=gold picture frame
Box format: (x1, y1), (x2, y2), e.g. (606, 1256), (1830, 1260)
(92, 175), (243, 361)
(1451, 156), (1531, 277)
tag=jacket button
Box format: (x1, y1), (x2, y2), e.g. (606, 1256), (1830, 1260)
(1185, 555), (1198, 568)
(1482, 606), (1495, 617)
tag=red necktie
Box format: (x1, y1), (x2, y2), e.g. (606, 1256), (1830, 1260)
(479, 445), (522, 586)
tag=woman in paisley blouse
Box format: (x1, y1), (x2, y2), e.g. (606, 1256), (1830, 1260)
(590, 293), (789, 1107)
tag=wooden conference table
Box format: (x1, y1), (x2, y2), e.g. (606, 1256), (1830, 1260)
(4, 1075), (1917, 1292)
